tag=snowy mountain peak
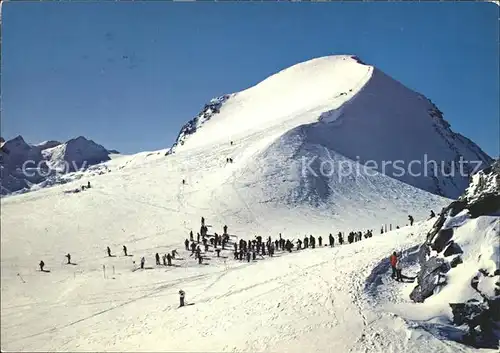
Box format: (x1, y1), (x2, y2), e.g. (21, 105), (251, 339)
(167, 55), (491, 199)
(1, 135), (113, 195)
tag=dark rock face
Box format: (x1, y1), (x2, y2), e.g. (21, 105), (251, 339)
(468, 193), (500, 218)
(410, 257), (450, 303)
(432, 228), (454, 253)
(443, 241), (463, 257)
(449, 256), (463, 268)
(167, 95), (230, 155)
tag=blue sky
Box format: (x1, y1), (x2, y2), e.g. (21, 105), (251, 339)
(2, 2), (498, 156)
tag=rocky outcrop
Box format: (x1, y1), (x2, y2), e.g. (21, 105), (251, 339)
(410, 159), (500, 346)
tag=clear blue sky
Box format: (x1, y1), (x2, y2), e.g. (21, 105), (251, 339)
(2, 2), (498, 156)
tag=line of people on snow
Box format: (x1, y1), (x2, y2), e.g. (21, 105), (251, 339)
(37, 211), (433, 276)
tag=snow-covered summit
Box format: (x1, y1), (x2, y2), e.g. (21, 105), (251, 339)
(43, 136), (111, 172)
(169, 55), (491, 199)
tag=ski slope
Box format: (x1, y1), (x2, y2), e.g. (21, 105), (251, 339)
(1, 55), (494, 352)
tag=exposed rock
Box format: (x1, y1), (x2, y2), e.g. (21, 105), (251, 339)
(431, 228), (454, 253)
(167, 95), (231, 155)
(449, 256), (463, 268)
(409, 257), (450, 303)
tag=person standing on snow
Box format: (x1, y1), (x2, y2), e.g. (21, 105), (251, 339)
(65, 253), (71, 264)
(408, 215), (414, 226)
(39, 260), (45, 272)
(429, 210), (436, 219)
(155, 253), (161, 266)
(107, 246), (112, 257)
(329, 234), (334, 247)
(140, 257), (145, 269)
(167, 253), (172, 266)
(318, 236), (323, 247)
(123, 245), (128, 256)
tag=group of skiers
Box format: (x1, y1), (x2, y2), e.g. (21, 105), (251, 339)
(37, 212), (429, 288)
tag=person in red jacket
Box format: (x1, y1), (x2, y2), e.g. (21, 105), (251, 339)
(389, 252), (398, 279)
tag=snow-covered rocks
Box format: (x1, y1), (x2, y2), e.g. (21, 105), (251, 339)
(0, 135), (113, 196)
(409, 159), (500, 347)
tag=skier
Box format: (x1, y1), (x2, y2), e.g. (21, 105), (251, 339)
(39, 260), (45, 272)
(201, 216), (205, 226)
(408, 215), (414, 226)
(304, 236), (309, 249)
(87, 181), (91, 189)
(429, 210), (436, 219)
(329, 234), (334, 247)
(123, 245), (128, 256)
(184, 239), (190, 250)
(182, 179), (185, 185)
(155, 253), (160, 266)
(338, 232), (344, 245)
(223, 225), (228, 235)
(171, 249), (177, 259)
(162, 254), (167, 266)
(107, 246), (112, 257)
(166, 253), (172, 266)
(190, 231), (194, 242)
(389, 252), (398, 279)
(296, 239), (302, 250)
(140, 257), (145, 269)
(179, 290), (185, 307)
(65, 253), (71, 264)
(318, 236), (322, 247)
(197, 232), (201, 244)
